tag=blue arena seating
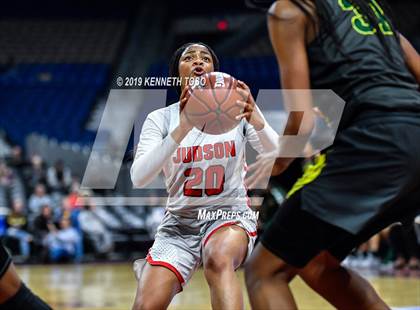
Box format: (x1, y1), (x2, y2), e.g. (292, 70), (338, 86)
(0, 64), (109, 146)
(1, 57), (278, 146)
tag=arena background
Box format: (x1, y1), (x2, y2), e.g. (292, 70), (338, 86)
(0, 0), (419, 309)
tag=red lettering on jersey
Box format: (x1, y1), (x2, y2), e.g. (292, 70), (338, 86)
(173, 148), (181, 164)
(203, 144), (213, 160)
(174, 141), (236, 164)
(214, 143), (224, 159)
(182, 147), (192, 163)
(224, 141), (236, 157)
(193, 146), (203, 162)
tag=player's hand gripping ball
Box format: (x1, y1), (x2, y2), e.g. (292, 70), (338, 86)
(183, 72), (247, 135)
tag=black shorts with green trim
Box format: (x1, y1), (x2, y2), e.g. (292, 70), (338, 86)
(260, 188), (420, 268)
(260, 113), (420, 268)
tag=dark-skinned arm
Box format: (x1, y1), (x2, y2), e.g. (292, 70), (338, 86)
(267, 0), (315, 174)
(400, 34), (420, 85)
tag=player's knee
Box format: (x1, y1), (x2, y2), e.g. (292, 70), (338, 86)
(300, 251), (343, 285)
(133, 296), (163, 310)
(310, 251), (341, 272)
(203, 253), (233, 276)
(245, 254), (296, 286)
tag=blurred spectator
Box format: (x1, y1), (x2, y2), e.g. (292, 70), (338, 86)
(33, 205), (55, 262)
(47, 160), (72, 194)
(67, 181), (81, 209)
(79, 203), (113, 255)
(389, 221), (420, 270)
(44, 218), (80, 262)
(6, 145), (28, 170)
(55, 196), (83, 260)
(56, 196), (79, 228)
(28, 183), (51, 215)
(24, 154), (47, 191)
(0, 161), (14, 188)
(6, 200), (32, 260)
(33, 204), (54, 241)
(342, 229), (390, 269)
(359, 234), (382, 268)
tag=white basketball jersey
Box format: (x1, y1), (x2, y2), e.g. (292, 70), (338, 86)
(133, 101), (278, 217)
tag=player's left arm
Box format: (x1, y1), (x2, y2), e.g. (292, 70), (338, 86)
(235, 80), (279, 153)
(267, 0), (315, 173)
(399, 34), (420, 85)
(235, 80), (265, 131)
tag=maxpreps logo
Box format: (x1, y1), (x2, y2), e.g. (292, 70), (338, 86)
(78, 89), (345, 205)
(197, 209), (259, 221)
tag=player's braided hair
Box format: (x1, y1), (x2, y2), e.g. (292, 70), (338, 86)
(169, 42), (220, 96)
(246, 0), (399, 58)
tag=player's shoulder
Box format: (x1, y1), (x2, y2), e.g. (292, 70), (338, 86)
(268, 0), (311, 21)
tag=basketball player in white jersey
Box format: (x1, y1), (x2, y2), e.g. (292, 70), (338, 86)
(131, 42), (279, 309)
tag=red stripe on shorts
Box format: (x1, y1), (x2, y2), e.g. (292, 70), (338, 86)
(146, 253), (185, 285)
(248, 230), (257, 237)
(203, 221), (238, 247)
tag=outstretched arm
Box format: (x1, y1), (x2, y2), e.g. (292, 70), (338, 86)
(267, 0), (315, 172)
(400, 34), (420, 85)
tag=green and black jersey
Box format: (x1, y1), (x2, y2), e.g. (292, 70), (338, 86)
(308, 0), (420, 128)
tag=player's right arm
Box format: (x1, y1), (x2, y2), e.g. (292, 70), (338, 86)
(400, 34), (420, 85)
(130, 113), (188, 188)
(131, 91), (193, 188)
(171, 88), (194, 143)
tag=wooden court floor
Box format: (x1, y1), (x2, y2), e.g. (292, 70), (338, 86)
(16, 263), (419, 310)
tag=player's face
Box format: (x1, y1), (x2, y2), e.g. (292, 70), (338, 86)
(178, 44), (214, 83)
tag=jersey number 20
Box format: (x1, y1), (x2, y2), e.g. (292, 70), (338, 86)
(183, 165), (225, 197)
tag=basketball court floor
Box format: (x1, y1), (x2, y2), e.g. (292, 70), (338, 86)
(16, 263), (419, 309)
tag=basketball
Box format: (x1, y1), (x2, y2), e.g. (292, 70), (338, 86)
(183, 72), (245, 135)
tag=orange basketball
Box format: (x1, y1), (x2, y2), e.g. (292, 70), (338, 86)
(183, 72), (245, 135)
